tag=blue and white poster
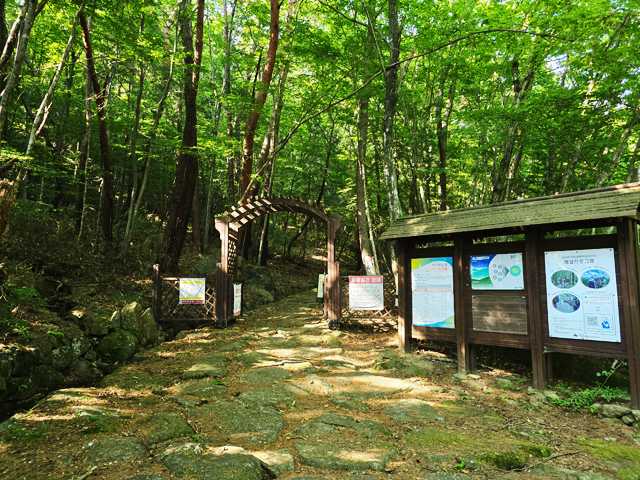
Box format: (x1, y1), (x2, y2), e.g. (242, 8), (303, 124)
(545, 248), (620, 343)
(411, 257), (454, 328)
(470, 253), (524, 290)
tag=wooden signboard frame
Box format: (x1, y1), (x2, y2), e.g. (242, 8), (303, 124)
(385, 184), (640, 408)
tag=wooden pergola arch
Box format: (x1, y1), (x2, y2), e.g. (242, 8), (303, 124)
(214, 196), (342, 327)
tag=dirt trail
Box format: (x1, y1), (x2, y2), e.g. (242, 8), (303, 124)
(1, 289), (639, 480)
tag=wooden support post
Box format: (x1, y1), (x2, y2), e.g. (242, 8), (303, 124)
(215, 217), (231, 328)
(326, 215), (342, 328)
(617, 219), (640, 409)
(525, 227), (548, 391)
(152, 264), (161, 322)
(454, 235), (470, 372)
(397, 239), (412, 353)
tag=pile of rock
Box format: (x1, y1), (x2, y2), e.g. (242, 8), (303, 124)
(0, 302), (160, 419)
(592, 404), (640, 429)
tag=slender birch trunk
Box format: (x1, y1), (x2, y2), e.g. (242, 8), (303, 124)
(26, 4), (84, 157)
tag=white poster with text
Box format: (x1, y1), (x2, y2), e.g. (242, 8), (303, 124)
(233, 284), (242, 317)
(545, 248), (620, 342)
(349, 276), (384, 310)
(411, 257), (455, 328)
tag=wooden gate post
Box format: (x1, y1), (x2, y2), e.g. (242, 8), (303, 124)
(327, 215), (342, 329)
(215, 216), (231, 328)
(617, 219), (640, 408)
(397, 239), (412, 353)
(152, 264), (161, 322)
(454, 235), (472, 372)
(525, 227), (549, 391)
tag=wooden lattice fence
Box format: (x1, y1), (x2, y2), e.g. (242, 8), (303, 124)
(340, 274), (397, 320)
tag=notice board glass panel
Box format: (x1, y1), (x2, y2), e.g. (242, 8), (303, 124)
(472, 295), (527, 334)
(544, 248), (621, 343)
(411, 257), (454, 328)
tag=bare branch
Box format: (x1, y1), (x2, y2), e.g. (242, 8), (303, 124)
(317, 0), (367, 27)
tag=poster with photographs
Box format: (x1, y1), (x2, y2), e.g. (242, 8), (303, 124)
(545, 248), (620, 342)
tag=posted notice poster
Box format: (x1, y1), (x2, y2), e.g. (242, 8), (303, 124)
(179, 278), (206, 304)
(470, 253), (524, 290)
(545, 248), (620, 342)
(411, 258), (454, 328)
(349, 276), (384, 310)
(233, 284), (242, 317)
(317, 274), (325, 299)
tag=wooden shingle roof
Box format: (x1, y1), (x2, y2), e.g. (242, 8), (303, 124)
(379, 183), (640, 241)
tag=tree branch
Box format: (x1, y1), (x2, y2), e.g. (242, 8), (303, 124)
(317, 0), (367, 27)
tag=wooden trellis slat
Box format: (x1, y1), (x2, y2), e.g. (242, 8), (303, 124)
(340, 274), (397, 319)
(158, 277), (216, 322)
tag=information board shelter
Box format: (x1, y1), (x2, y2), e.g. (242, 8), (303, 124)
(380, 183), (640, 408)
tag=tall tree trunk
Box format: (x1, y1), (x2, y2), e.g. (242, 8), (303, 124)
(120, 62), (145, 257)
(435, 65), (455, 211)
(223, 0), (237, 205)
(75, 32), (93, 229)
(26, 4), (84, 157)
(356, 97), (378, 275)
(80, 12), (114, 243)
(240, 0), (279, 201)
(0, 0), (39, 149)
(491, 55), (535, 203)
(126, 25), (179, 252)
(159, 0), (204, 272)
(625, 136), (640, 184)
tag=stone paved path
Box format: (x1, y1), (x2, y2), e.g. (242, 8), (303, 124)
(1, 290), (639, 480)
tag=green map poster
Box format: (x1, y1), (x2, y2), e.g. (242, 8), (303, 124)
(470, 253), (524, 290)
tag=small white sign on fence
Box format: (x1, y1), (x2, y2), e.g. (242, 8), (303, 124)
(179, 278), (206, 304)
(233, 283), (242, 317)
(348, 276), (384, 310)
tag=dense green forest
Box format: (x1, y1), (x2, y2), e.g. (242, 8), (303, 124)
(0, 0), (638, 275)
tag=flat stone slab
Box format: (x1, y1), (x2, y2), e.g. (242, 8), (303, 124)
(259, 347), (343, 360)
(138, 413), (194, 444)
(385, 399), (444, 424)
(124, 475), (165, 480)
(236, 386), (295, 408)
(99, 370), (170, 390)
(321, 357), (357, 370)
(211, 401), (284, 444)
(182, 353), (227, 379)
(425, 475), (472, 480)
(209, 339), (249, 352)
(178, 381), (227, 399)
(235, 352), (280, 367)
(84, 438), (146, 464)
(294, 440), (396, 471)
(296, 334), (340, 347)
(354, 420), (391, 439)
(280, 360), (316, 373)
(294, 422), (340, 437)
(331, 398), (369, 411)
(71, 405), (130, 418)
(253, 449), (295, 477)
(529, 465), (614, 480)
(162, 451), (262, 480)
(256, 337), (300, 348)
(326, 374), (414, 398)
(316, 413), (356, 428)
(237, 366), (293, 384)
